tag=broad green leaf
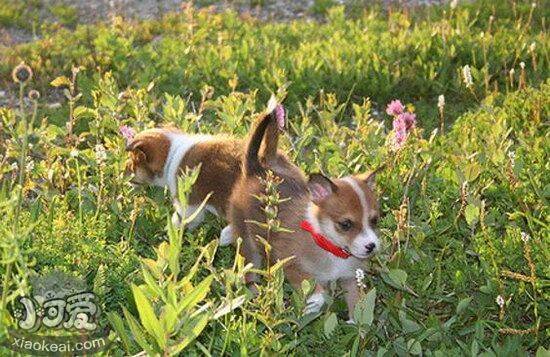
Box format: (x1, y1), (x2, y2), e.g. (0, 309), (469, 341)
(456, 297), (473, 315)
(353, 287), (376, 326)
(122, 307), (157, 355)
(178, 275), (214, 313)
(407, 339), (422, 355)
(170, 312), (211, 355)
(131, 284), (165, 348)
(106, 312), (134, 353)
(323, 313), (338, 338)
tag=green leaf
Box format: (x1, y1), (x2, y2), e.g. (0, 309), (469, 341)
(407, 339), (422, 355)
(213, 295), (246, 319)
(465, 204), (480, 226)
(178, 275), (214, 314)
(353, 287), (376, 326)
(131, 284), (165, 348)
(456, 297), (473, 315)
(323, 313), (338, 338)
(536, 346), (550, 357)
(122, 307), (157, 355)
(170, 312), (211, 354)
(50, 76), (71, 87)
(106, 312), (134, 353)
(387, 269), (408, 289)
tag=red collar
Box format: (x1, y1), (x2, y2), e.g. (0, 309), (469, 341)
(300, 220), (351, 259)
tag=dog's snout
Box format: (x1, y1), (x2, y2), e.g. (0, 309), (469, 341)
(365, 242), (375, 253)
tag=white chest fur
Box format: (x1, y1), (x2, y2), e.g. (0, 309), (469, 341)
(303, 253), (363, 283)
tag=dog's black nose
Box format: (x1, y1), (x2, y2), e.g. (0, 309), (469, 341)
(365, 243), (375, 253)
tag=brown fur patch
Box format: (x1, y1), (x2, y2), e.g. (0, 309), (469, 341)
(181, 137), (243, 216)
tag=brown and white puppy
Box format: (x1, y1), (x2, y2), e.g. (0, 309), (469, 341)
(229, 111), (381, 321)
(125, 99), (295, 243)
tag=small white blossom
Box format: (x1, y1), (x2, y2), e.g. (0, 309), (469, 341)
(508, 151), (515, 166)
(520, 61), (525, 69)
(489, 15), (495, 22)
(496, 295), (505, 308)
(70, 149), (79, 158)
(531, 2), (536, 8)
(509, 68), (515, 76)
(462, 65), (473, 88)
(10, 162), (18, 171)
(438, 95), (445, 110)
(521, 231), (530, 243)
(26, 160), (34, 171)
(355, 268), (367, 289)
(95, 144), (107, 163)
(450, 0), (458, 9)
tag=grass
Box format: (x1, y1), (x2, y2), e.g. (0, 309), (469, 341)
(0, 0), (548, 355)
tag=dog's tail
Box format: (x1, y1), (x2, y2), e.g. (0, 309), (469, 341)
(245, 97), (285, 177)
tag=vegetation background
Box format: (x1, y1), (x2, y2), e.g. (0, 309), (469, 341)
(0, 0), (548, 355)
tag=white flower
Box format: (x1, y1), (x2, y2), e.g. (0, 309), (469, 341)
(10, 162), (18, 171)
(26, 160), (34, 171)
(520, 62), (525, 69)
(95, 144), (107, 163)
(531, 2), (536, 8)
(508, 151), (515, 166)
(521, 231), (530, 243)
(450, 0), (458, 9)
(355, 268), (367, 289)
(496, 295), (505, 308)
(509, 68), (515, 76)
(462, 65), (473, 88)
(489, 15), (495, 22)
(437, 95), (445, 110)
(70, 149), (79, 158)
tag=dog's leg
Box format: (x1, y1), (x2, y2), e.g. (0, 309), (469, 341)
(304, 284), (326, 315)
(341, 277), (360, 323)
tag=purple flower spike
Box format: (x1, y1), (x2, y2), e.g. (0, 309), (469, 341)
(274, 104), (285, 130)
(119, 125), (136, 141)
(386, 100), (405, 116)
(398, 112), (416, 131)
(392, 117), (408, 149)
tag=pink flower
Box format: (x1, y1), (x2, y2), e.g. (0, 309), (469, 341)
(274, 104), (285, 130)
(398, 112), (416, 131)
(386, 100), (405, 116)
(119, 125), (136, 141)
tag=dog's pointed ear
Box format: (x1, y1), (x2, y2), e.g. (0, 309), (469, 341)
(359, 164), (385, 189)
(308, 173), (337, 204)
(126, 139), (147, 162)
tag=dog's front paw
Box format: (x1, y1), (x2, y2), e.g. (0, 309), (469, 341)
(219, 225), (234, 246)
(304, 292), (325, 315)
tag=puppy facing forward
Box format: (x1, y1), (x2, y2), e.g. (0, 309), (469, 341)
(229, 111), (381, 321)
(124, 99), (295, 242)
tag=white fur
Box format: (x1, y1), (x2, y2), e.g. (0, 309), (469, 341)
(219, 225), (234, 246)
(155, 132), (211, 197)
(342, 177), (379, 257)
(304, 292), (325, 315)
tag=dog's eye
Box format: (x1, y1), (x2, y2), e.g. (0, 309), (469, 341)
(338, 219), (353, 231)
(370, 216), (379, 227)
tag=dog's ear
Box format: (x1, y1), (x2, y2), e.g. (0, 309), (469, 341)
(359, 164), (385, 189)
(308, 173), (337, 204)
(126, 139), (147, 163)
